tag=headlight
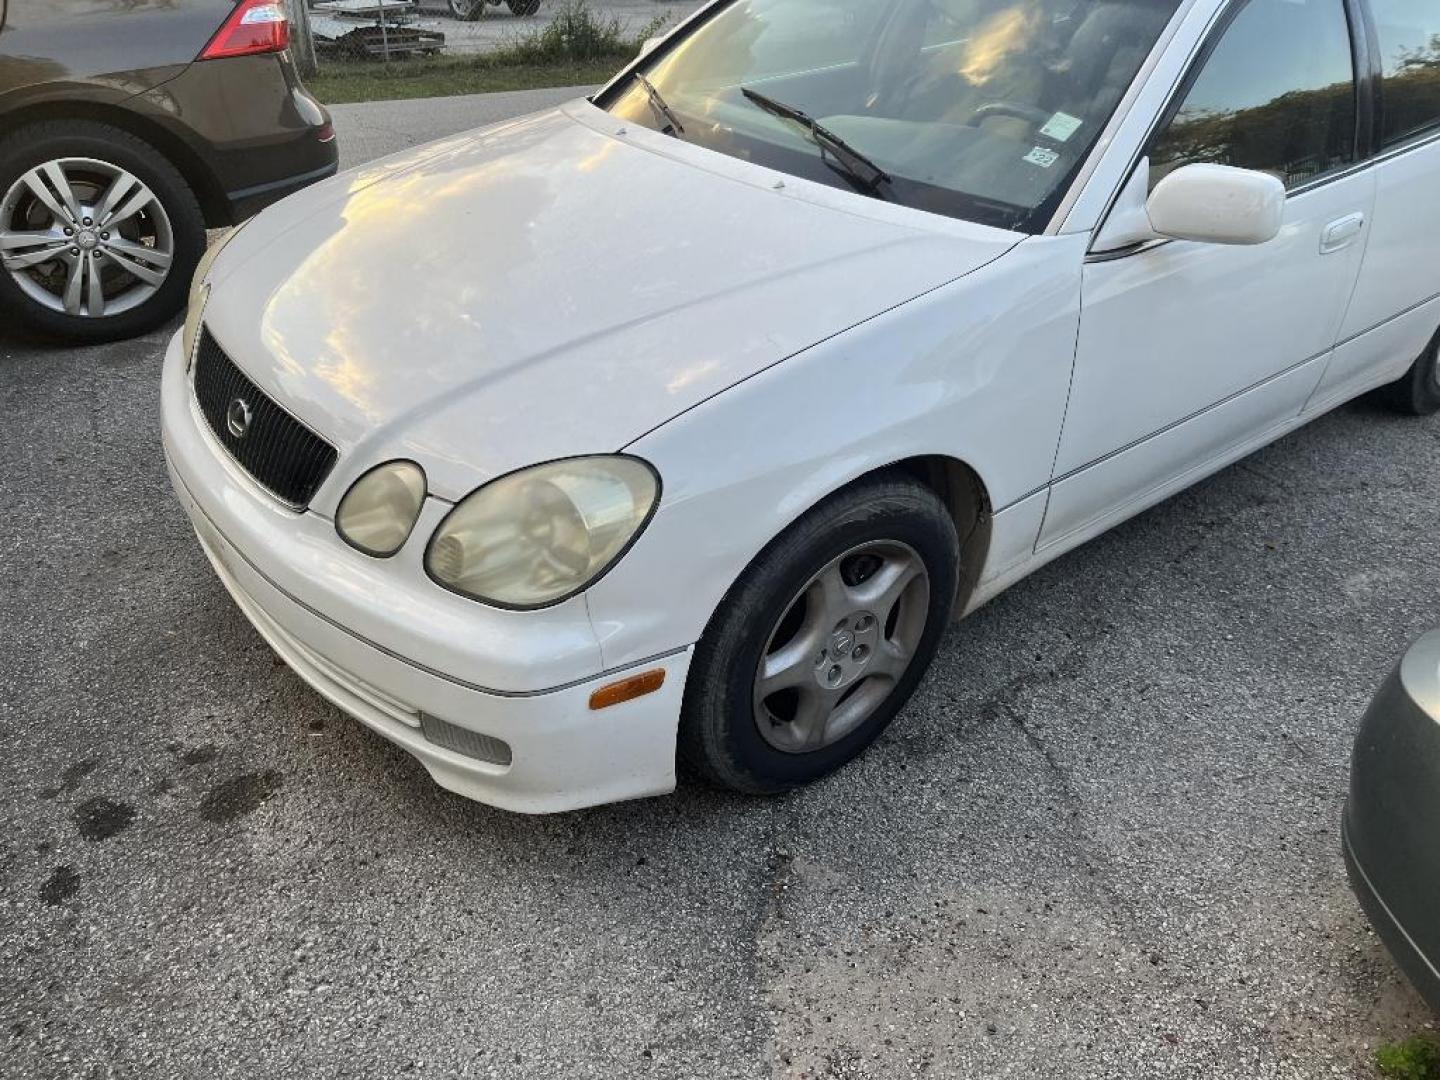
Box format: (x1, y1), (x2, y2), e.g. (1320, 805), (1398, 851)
(336, 461), (428, 557)
(425, 456), (660, 609)
(183, 223), (247, 366)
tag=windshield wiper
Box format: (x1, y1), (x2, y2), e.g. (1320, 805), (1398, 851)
(635, 72), (685, 137)
(740, 87), (892, 197)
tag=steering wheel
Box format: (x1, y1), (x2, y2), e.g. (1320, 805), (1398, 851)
(962, 102), (1055, 130)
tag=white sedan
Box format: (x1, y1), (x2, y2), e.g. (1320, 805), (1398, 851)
(162, 0), (1440, 812)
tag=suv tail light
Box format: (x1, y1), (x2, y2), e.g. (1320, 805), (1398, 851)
(200, 0), (290, 60)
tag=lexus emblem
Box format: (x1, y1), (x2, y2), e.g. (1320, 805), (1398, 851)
(226, 397), (253, 439)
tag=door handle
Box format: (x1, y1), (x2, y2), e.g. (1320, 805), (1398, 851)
(1320, 212), (1365, 254)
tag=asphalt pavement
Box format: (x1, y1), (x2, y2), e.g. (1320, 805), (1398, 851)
(2, 86), (1437, 1080)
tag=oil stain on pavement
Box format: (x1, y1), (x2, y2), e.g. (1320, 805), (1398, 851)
(197, 770), (283, 824)
(72, 797), (135, 841)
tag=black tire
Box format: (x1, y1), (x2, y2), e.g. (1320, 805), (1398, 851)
(507, 0), (541, 14)
(678, 472), (960, 795)
(1379, 326), (1440, 416)
(0, 120), (205, 344)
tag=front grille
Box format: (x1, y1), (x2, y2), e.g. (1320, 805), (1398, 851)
(193, 328), (337, 509)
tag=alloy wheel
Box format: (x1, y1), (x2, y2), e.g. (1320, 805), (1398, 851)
(753, 540), (930, 754)
(0, 158), (174, 319)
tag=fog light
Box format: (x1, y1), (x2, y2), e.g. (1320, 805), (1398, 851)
(419, 713), (512, 767)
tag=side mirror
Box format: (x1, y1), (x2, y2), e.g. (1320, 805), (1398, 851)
(1145, 163), (1285, 246)
(1092, 160), (1286, 252)
(638, 36), (664, 58)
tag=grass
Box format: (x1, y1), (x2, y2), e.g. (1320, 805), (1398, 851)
(306, 55), (625, 103)
(304, 0), (668, 104)
(1376, 1034), (1440, 1080)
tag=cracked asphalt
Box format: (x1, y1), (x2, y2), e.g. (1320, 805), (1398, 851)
(2, 89), (1438, 1080)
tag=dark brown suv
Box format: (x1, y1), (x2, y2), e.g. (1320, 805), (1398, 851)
(0, 0), (338, 341)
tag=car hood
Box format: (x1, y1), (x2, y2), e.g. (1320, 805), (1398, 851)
(204, 100), (1018, 502)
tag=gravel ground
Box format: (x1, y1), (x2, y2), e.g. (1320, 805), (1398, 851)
(1, 88), (1437, 1080)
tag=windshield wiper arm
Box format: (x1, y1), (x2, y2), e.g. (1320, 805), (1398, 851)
(635, 72), (685, 137)
(740, 87), (892, 197)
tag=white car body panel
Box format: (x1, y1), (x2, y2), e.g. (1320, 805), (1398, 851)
(1043, 170), (1377, 545)
(201, 103), (1016, 506)
(594, 235), (1086, 671)
(1313, 137), (1440, 407)
(162, 0), (1440, 811)
(161, 332), (610, 694)
(171, 448), (690, 814)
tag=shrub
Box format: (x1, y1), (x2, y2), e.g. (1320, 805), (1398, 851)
(1376, 1034), (1440, 1080)
(501, 0), (668, 64)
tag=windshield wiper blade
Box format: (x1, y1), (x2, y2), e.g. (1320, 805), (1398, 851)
(635, 72), (685, 137)
(741, 86), (892, 197)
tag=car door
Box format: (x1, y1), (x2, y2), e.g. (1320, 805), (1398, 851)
(1038, 0), (1376, 550)
(1308, 0), (1440, 409)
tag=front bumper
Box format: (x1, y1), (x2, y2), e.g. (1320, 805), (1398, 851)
(161, 330), (690, 813)
(1343, 629), (1440, 1011)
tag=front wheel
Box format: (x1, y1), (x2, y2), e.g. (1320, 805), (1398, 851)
(1379, 326), (1440, 416)
(679, 473), (960, 795)
(0, 120), (204, 343)
(507, 0), (542, 14)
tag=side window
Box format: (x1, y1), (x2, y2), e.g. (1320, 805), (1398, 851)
(1369, 0), (1440, 146)
(1149, 0), (1357, 189)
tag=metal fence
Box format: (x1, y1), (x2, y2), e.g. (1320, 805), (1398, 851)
(289, 0), (701, 71)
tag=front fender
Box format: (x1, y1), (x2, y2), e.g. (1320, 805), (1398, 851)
(584, 234), (1087, 672)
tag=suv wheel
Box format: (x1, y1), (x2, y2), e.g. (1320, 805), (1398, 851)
(0, 121), (205, 343)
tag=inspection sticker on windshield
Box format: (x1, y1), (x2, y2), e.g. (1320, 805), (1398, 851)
(1023, 146), (1060, 168)
(1039, 111), (1083, 142)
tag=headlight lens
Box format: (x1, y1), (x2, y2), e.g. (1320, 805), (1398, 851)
(426, 456), (659, 609)
(336, 461), (428, 557)
(183, 223), (246, 366)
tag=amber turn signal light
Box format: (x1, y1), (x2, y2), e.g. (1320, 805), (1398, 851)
(589, 669), (666, 710)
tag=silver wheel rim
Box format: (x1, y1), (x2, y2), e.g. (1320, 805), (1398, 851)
(0, 157), (174, 319)
(753, 540), (930, 754)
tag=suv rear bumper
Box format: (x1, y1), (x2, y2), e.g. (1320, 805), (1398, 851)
(225, 159), (339, 222)
(130, 52), (338, 225)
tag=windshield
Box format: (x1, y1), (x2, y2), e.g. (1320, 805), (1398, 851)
(599, 0), (1180, 232)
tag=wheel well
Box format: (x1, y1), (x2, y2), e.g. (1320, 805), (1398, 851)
(0, 98), (230, 226)
(888, 455), (992, 614)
